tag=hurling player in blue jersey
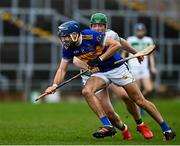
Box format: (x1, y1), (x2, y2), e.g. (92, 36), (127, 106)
(45, 21), (175, 140)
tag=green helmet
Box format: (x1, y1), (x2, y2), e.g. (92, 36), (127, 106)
(90, 13), (107, 24)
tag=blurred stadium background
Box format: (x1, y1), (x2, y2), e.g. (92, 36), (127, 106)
(0, 0), (180, 145)
(0, 0), (180, 101)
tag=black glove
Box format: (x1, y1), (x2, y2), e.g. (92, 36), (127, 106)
(87, 57), (102, 67)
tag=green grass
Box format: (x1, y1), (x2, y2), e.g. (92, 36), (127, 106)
(0, 99), (179, 145)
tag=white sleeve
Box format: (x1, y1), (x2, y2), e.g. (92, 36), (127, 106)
(106, 30), (120, 41)
(62, 58), (71, 62)
(126, 37), (131, 43)
(102, 35), (108, 46)
(149, 37), (154, 45)
(113, 32), (121, 42)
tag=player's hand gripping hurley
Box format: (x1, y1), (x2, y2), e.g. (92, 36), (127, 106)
(35, 44), (155, 101)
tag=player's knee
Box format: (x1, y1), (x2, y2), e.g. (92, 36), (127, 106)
(145, 86), (153, 93)
(135, 98), (146, 108)
(82, 87), (92, 97)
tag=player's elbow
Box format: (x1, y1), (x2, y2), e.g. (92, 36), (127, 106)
(113, 41), (122, 51)
(106, 37), (122, 51)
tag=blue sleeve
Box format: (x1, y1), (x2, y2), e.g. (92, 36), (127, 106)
(62, 47), (74, 61)
(92, 31), (105, 46)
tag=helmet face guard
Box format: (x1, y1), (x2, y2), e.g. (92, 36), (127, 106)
(70, 32), (79, 42)
(58, 21), (80, 46)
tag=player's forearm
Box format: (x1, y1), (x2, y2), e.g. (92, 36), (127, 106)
(120, 38), (137, 54)
(53, 68), (66, 86)
(53, 59), (69, 86)
(100, 44), (121, 60)
(149, 53), (156, 68)
(100, 39), (122, 61)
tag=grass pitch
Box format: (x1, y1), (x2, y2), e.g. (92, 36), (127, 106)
(0, 99), (179, 145)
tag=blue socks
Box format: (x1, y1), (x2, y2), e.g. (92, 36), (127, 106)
(100, 116), (111, 126)
(160, 121), (171, 132)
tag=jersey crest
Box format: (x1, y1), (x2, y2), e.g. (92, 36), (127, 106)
(82, 34), (93, 40)
(96, 36), (103, 43)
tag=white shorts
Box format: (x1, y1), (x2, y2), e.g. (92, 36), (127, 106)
(130, 67), (150, 80)
(91, 64), (135, 86)
(81, 73), (105, 94)
(81, 74), (90, 86)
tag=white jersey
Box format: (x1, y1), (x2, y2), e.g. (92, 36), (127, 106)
(105, 29), (123, 54)
(127, 36), (154, 69)
(105, 29), (120, 41)
(127, 36), (154, 79)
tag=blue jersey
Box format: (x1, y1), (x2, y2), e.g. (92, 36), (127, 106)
(62, 29), (124, 72)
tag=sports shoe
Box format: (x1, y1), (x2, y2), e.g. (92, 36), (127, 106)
(93, 126), (117, 138)
(137, 123), (153, 139)
(121, 125), (132, 140)
(163, 130), (176, 141)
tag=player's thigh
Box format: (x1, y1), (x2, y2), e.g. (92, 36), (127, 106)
(135, 79), (141, 87)
(142, 78), (153, 91)
(109, 84), (129, 99)
(84, 76), (107, 93)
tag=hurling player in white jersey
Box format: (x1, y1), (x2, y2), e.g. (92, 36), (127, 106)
(127, 23), (157, 97)
(73, 13), (153, 140)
